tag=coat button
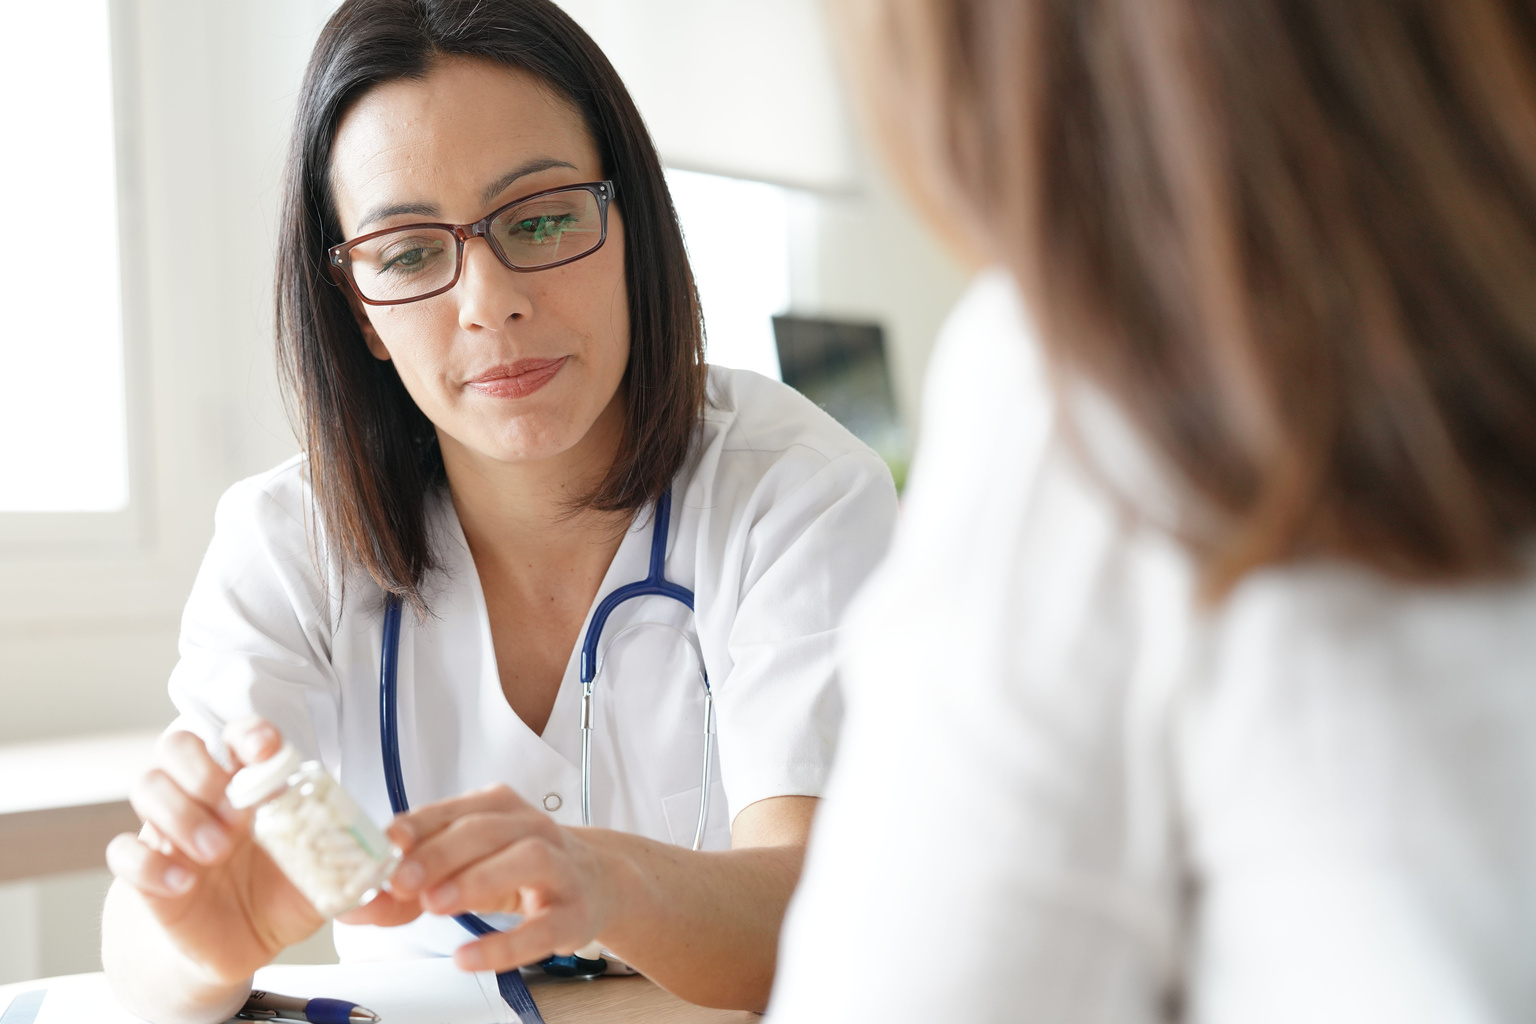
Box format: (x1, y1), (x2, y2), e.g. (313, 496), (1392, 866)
(543, 793), (563, 811)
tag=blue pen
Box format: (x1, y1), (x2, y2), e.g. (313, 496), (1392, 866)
(237, 990), (380, 1024)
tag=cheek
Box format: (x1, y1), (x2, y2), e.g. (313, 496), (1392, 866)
(366, 304), (457, 391)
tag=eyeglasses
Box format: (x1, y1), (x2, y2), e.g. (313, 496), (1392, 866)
(328, 180), (615, 305)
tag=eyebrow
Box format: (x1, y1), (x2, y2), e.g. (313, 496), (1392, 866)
(353, 157), (581, 233)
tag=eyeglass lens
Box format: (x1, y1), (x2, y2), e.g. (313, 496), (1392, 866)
(344, 187), (604, 302)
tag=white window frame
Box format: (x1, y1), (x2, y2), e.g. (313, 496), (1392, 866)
(0, 0), (152, 553)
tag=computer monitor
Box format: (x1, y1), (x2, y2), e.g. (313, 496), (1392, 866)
(772, 315), (910, 490)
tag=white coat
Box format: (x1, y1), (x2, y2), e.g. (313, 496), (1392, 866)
(166, 365), (898, 960)
(769, 272), (1536, 1024)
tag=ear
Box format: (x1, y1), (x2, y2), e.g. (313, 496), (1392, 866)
(335, 270), (392, 362)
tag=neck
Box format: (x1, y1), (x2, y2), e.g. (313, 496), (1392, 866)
(440, 393), (632, 568)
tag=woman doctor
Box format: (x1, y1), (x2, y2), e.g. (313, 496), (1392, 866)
(99, 1), (896, 1021)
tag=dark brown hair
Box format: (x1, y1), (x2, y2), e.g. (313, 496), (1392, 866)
(843, 0), (1536, 594)
(276, 0), (705, 610)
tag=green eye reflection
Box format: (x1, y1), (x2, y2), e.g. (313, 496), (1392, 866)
(511, 214), (579, 243)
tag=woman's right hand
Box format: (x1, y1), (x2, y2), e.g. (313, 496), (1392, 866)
(106, 718), (325, 985)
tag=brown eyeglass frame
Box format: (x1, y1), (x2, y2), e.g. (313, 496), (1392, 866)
(327, 180), (615, 306)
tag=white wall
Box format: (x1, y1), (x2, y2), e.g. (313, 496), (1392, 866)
(556, 0), (858, 192)
(0, 0), (964, 983)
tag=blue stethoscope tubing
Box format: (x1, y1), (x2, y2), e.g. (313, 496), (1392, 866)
(377, 488), (712, 998)
(577, 488), (714, 850)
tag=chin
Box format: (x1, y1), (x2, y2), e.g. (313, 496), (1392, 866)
(443, 402), (607, 468)
(483, 423), (583, 464)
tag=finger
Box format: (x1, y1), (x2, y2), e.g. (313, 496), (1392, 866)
(140, 820), (175, 857)
(423, 836), (567, 917)
(106, 832), (197, 899)
(222, 716), (283, 768)
(129, 768), (235, 866)
(335, 889), (422, 928)
(155, 730), (238, 821)
(454, 914), (576, 974)
(388, 784), (532, 850)
(391, 810), (550, 898)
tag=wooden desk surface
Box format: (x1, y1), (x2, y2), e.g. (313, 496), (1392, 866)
(528, 975), (759, 1023)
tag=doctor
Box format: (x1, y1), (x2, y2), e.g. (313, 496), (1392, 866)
(99, 1), (896, 1021)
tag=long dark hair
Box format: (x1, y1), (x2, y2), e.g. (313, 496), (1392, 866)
(842, 0), (1536, 596)
(276, 0), (705, 611)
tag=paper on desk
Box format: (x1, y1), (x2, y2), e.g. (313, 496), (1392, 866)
(20, 973), (132, 1024)
(18, 959), (517, 1024)
(252, 960), (517, 1024)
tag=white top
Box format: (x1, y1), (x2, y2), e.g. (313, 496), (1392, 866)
(767, 272), (1536, 1023)
(166, 365), (897, 961)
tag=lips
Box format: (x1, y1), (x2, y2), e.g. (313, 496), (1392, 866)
(464, 357), (568, 399)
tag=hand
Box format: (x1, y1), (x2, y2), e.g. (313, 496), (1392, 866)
(340, 784), (617, 972)
(105, 719), (325, 984)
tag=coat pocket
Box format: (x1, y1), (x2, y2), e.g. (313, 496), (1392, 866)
(660, 779), (731, 849)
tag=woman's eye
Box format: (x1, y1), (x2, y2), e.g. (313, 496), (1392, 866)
(380, 242), (443, 273)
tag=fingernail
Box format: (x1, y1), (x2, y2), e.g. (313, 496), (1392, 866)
(394, 860), (424, 890)
(428, 882), (458, 909)
(164, 866), (193, 893)
(456, 945), (483, 971)
(194, 825), (228, 861)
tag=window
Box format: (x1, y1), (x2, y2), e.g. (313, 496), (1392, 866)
(665, 168), (791, 380)
(0, 0), (129, 512)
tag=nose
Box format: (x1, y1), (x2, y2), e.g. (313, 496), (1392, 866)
(456, 235), (532, 332)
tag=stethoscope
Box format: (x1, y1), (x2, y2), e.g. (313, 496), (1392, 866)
(377, 488), (713, 997)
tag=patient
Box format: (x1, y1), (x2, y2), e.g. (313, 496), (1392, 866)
(770, 0), (1536, 1020)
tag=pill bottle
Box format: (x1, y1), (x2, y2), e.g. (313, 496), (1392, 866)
(226, 744), (401, 917)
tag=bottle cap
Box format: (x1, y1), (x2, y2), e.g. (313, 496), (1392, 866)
(226, 742), (304, 809)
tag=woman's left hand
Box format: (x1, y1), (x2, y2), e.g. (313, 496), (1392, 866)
(339, 784), (619, 971)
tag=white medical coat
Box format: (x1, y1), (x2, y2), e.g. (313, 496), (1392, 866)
(769, 272), (1536, 1023)
(166, 365), (898, 960)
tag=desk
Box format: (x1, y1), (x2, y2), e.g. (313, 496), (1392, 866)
(527, 975), (757, 1022)
(0, 972), (758, 1023)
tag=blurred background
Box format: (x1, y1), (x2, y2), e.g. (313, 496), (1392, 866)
(0, 0), (965, 982)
